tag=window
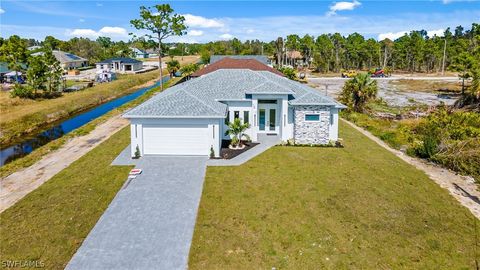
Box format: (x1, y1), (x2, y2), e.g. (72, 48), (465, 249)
(243, 111), (249, 124)
(258, 100), (277, 104)
(225, 111), (230, 125)
(234, 111), (240, 119)
(305, 114), (320, 121)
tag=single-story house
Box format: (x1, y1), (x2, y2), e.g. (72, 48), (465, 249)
(131, 47), (149, 59)
(210, 55), (271, 66)
(191, 57), (283, 78)
(96, 57), (143, 74)
(123, 69), (346, 158)
(32, 50), (88, 70)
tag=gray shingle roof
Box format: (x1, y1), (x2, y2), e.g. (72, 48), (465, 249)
(210, 55), (270, 65)
(123, 69), (345, 119)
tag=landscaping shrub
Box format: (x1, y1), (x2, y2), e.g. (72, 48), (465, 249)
(432, 138), (480, 181)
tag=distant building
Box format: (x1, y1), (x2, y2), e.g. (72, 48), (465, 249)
(96, 57), (143, 74)
(32, 50), (88, 70)
(210, 55), (271, 66)
(191, 57), (284, 78)
(130, 47), (149, 59)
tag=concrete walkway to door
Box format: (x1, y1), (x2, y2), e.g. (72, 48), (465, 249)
(207, 134), (281, 166)
(66, 151), (207, 270)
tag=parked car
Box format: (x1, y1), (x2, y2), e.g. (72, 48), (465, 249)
(370, 68), (389, 78)
(341, 69), (357, 78)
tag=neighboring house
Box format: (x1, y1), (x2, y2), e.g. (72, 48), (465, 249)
(131, 47), (149, 59)
(210, 55), (271, 66)
(27, 45), (42, 51)
(123, 69), (346, 158)
(285, 50), (304, 67)
(96, 57), (143, 74)
(191, 57), (284, 78)
(31, 50), (88, 70)
(145, 48), (159, 57)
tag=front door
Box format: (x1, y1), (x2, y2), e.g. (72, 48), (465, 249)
(258, 104), (278, 133)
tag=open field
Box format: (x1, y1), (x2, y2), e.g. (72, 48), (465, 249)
(308, 76), (462, 107)
(142, 55), (200, 65)
(189, 121), (478, 269)
(0, 127), (132, 270)
(0, 71), (159, 146)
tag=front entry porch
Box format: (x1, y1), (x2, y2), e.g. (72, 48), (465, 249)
(257, 100), (280, 135)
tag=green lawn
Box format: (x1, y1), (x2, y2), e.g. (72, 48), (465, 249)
(0, 127), (132, 269)
(189, 121), (478, 269)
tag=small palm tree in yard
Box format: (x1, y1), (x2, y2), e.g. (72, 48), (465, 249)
(225, 118), (250, 149)
(340, 73), (378, 112)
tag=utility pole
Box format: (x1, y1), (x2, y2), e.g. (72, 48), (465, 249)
(441, 38), (447, 76)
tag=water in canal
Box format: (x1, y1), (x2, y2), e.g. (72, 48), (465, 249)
(0, 76), (170, 166)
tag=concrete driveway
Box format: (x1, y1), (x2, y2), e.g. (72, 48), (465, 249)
(66, 148), (208, 270)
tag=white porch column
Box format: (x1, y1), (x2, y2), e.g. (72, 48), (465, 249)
(281, 98), (289, 141)
(251, 98), (258, 142)
(130, 123), (143, 157)
(209, 121), (221, 158)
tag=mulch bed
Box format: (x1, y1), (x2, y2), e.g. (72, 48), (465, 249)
(213, 140), (259, 160)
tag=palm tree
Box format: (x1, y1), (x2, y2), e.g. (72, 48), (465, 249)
(224, 118), (250, 148)
(340, 73), (378, 112)
(166, 59), (180, 77)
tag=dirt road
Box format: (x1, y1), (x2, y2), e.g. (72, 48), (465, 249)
(343, 119), (480, 219)
(0, 115), (129, 213)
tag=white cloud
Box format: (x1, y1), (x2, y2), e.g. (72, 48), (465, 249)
(378, 28), (445, 40)
(67, 26), (128, 40)
(378, 31), (408, 40)
(68, 28), (99, 38)
(183, 14), (224, 28)
(188, 30), (204, 36)
(219, 33), (234, 40)
(0, 8), (5, 14)
(427, 28), (444, 37)
(328, 0), (361, 15)
(96, 3), (103, 7)
(79, 18), (85, 23)
(246, 29), (255, 34)
(99, 26), (127, 37)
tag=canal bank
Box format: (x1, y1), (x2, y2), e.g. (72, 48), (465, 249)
(0, 76), (170, 166)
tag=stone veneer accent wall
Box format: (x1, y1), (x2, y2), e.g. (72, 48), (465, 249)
(293, 105), (330, 144)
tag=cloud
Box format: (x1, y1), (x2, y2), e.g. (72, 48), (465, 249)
(67, 26), (128, 39)
(378, 31), (408, 40)
(219, 33), (234, 40)
(246, 29), (255, 34)
(188, 30), (204, 36)
(183, 14), (224, 28)
(96, 3), (103, 7)
(378, 28), (446, 40)
(328, 0), (361, 15)
(427, 28), (444, 37)
(0, 8), (5, 14)
(99, 26), (127, 36)
(79, 18), (85, 23)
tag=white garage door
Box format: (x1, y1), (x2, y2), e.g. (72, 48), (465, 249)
(143, 125), (209, 155)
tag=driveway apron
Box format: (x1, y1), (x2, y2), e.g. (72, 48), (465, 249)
(66, 156), (208, 270)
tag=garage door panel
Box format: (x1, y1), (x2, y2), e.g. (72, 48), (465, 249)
(143, 125), (209, 155)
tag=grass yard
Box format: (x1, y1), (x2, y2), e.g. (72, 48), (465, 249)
(0, 127), (132, 269)
(189, 121), (478, 269)
(0, 71), (158, 146)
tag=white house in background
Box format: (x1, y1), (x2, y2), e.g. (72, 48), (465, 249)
(123, 68), (346, 158)
(32, 50), (88, 70)
(96, 57), (143, 74)
(130, 47), (149, 59)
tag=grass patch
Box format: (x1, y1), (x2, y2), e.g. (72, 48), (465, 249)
(0, 78), (180, 179)
(0, 126), (132, 269)
(189, 121), (478, 269)
(0, 71), (159, 146)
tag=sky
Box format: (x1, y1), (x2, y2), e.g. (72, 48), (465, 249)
(1, 0), (479, 43)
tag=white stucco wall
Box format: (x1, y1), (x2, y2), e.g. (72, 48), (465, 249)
(222, 101), (254, 141)
(329, 108), (339, 141)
